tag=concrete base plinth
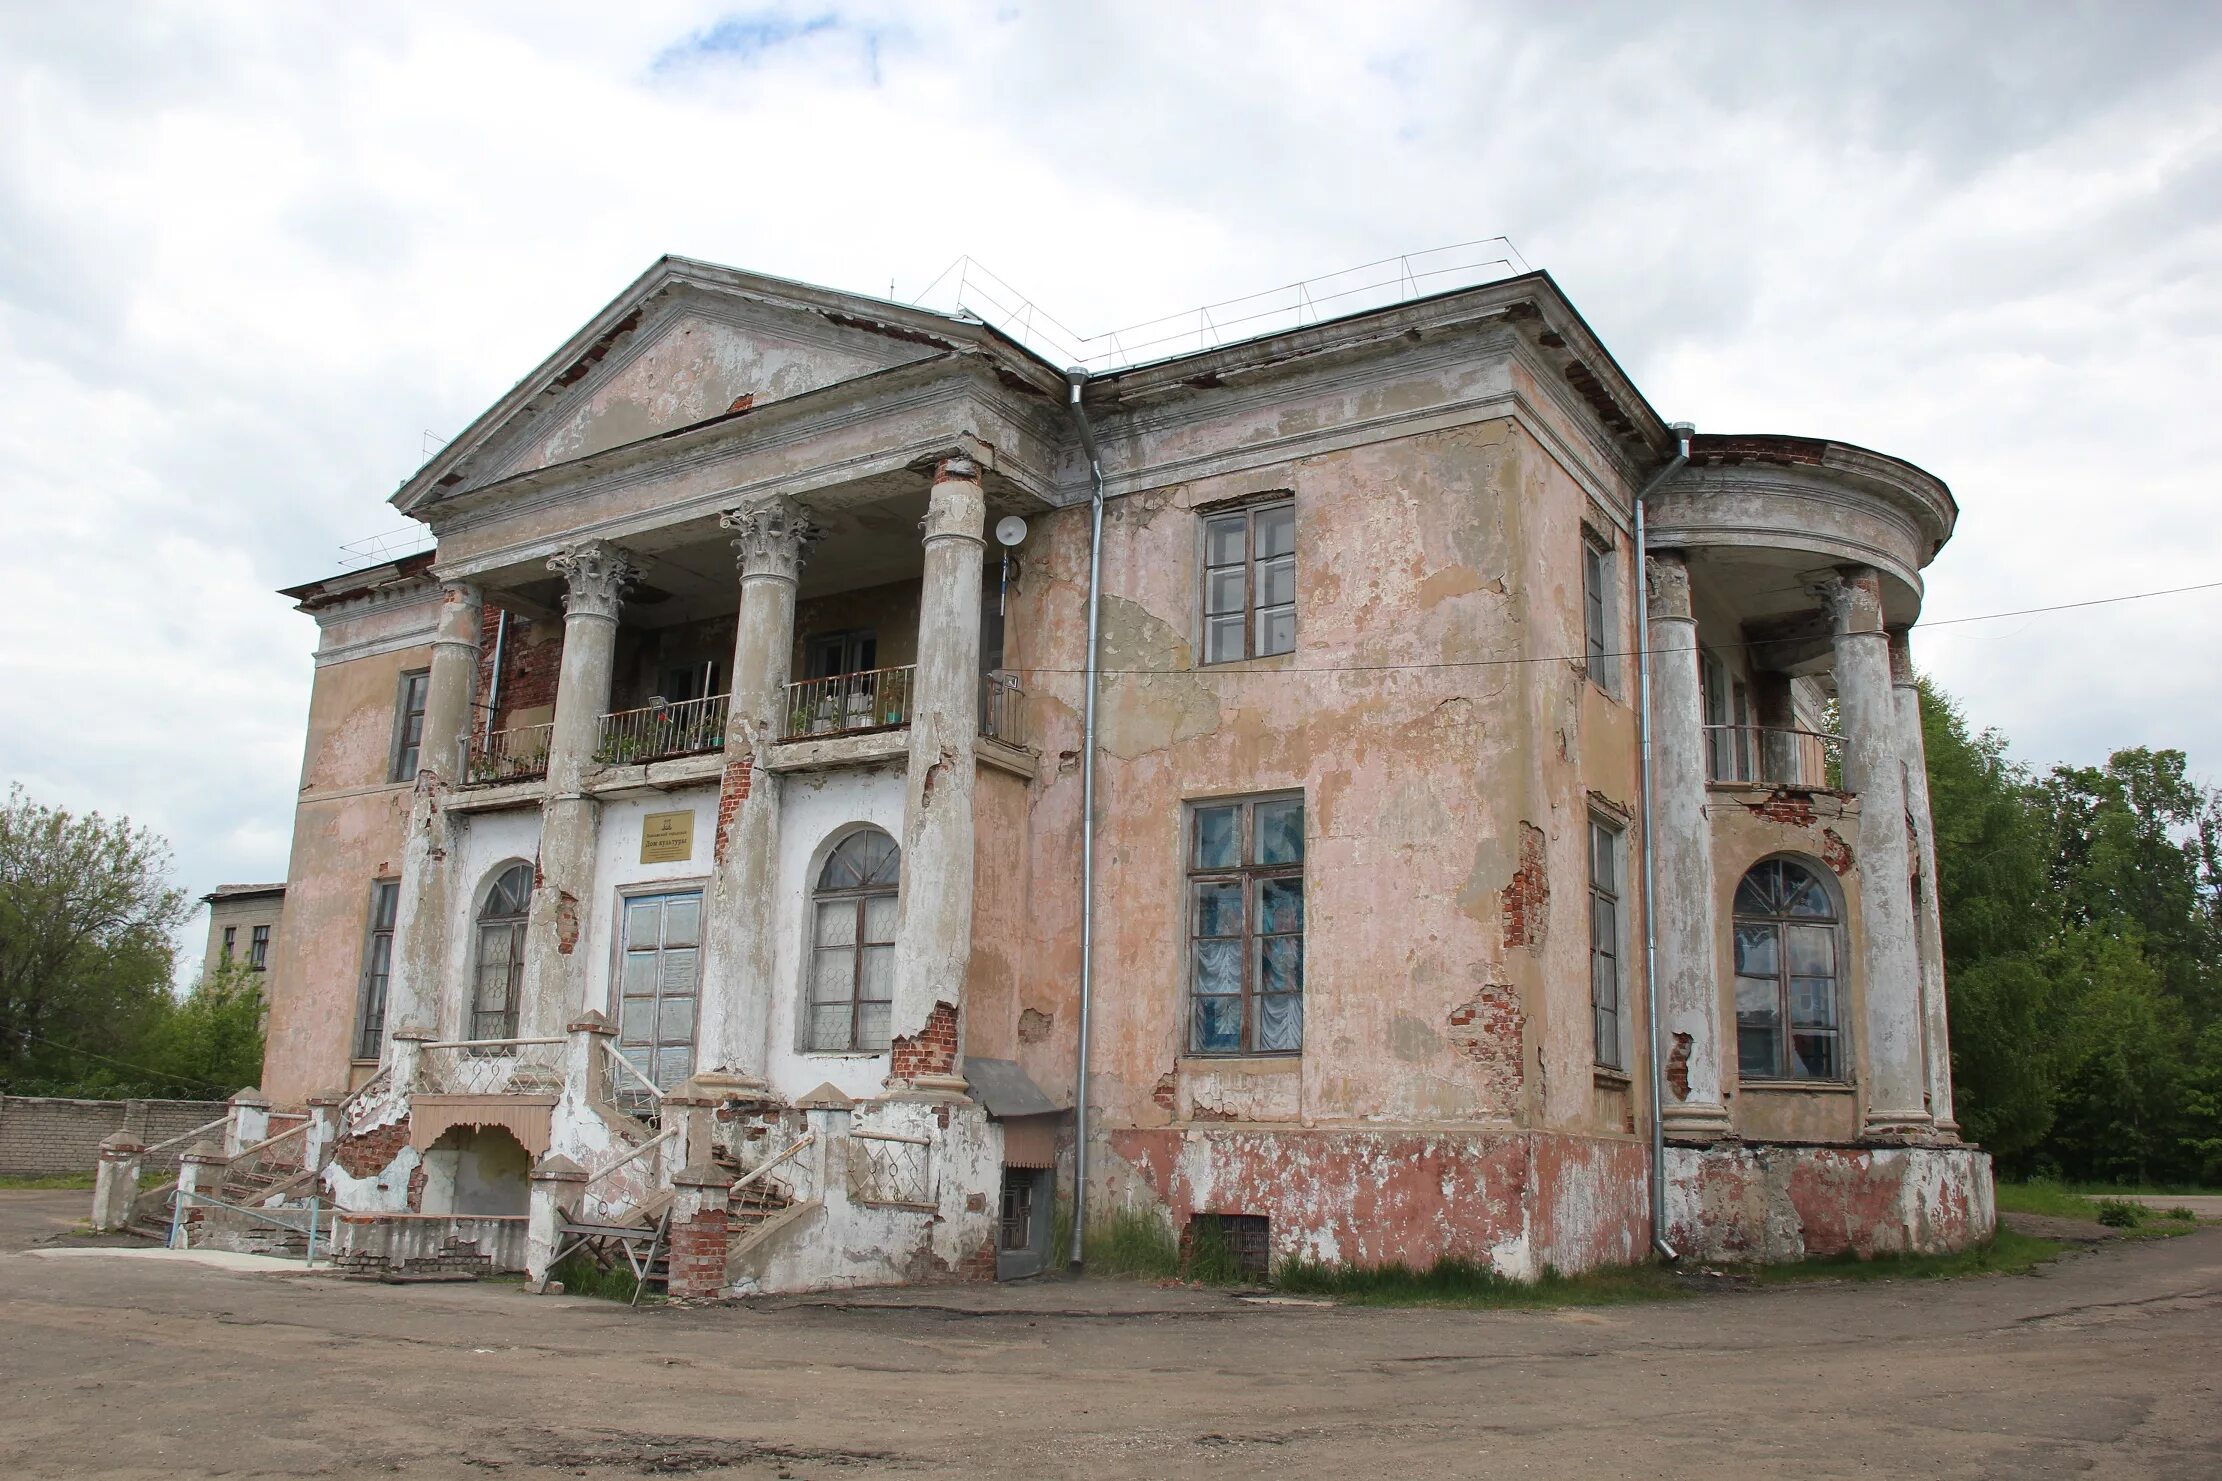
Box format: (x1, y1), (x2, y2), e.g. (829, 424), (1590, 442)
(1663, 1140), (1993, 1263)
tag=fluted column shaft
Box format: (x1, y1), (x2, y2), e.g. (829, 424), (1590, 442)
(1827, 568), (1930, 1137)
(886, 459), (986, 1092)
(385, 582), (480, 1051)
(1646, 553), (1732, 1136)
(521, 540), (638, 1038)
(1892, 627), (1957, 1136)
(697, 498), (820, 1086)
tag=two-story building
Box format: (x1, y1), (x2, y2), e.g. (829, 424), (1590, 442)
(258, 255), (1991, 1292)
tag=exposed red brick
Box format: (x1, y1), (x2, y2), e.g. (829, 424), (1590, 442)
(665, 1206), (729, 1299)
(1820, 827), (1854, 874)
(330, 1118), (410, 1179)
(1666, 1032), (1693, 1102)
(1152, 1071), (1179, 1114)
(553, 890), (580, 955)
(712, 757), (753, 864)
(1447, 982), (1524, 1110)
(1500, 822), (1549, 950)
(1746, 791), (1818, 826)
(476, 609), (562, 733)
(890, 1000), (961, 1081)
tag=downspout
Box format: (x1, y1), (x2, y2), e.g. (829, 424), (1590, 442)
(1063, 368), (1107, 1274)
(1635, 420), (1694, 1261)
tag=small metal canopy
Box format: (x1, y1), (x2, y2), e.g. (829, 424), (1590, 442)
(962, 1057), (1063, 1119)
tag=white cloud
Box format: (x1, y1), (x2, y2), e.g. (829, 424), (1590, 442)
(2, 0), (2218, 967)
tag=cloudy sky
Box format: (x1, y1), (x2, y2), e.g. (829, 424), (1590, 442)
(3, 1), (2218, 964)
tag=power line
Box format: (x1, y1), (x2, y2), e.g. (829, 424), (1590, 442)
(1004, 576), (2222, 679)
(15, 1030), (238, 1094)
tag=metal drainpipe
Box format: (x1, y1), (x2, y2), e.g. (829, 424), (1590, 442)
(1063, 368), (1107, 1274)
(1636, 420), (1694, 1262)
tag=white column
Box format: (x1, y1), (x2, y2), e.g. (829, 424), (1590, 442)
(1826, 568), (1930, 1138)
(384, 582), (482, 1050)
(695, 497), (821, 1090)
(1646, 553), (1732, 1138)
(522, 539), (639, 1038)
(1892, 627), (1957, 1138)
(887, 457), (986, 1093)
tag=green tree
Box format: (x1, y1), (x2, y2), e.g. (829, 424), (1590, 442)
(0, 785), (189, 1089)
(132, 955), (266, 1098)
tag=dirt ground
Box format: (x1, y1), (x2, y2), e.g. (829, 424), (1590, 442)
(2, 1191), (2217, 1480)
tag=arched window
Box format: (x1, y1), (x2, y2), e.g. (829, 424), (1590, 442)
(807, 829), (899, 1052)
(472, 863), (532, 1041)
(1732, 858), (1842, 1080)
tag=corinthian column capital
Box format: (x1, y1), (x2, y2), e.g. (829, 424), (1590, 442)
(1816, 565), (1884, 635)
(1644, 551), (1691, 620)
(721, 497), (824, 583)
(548, 539), (641, 622)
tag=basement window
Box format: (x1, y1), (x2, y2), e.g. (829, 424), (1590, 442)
(1188, 1213), (1271, 1281)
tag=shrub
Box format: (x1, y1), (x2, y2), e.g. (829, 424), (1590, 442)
(2093, 1198), (2145, 1228)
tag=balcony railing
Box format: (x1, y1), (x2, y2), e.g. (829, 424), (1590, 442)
(595, 693), (728, 767)
(783, 664), (915, 740)
(466, 722), (553, 786)
(980, 670), (1026, 747)
(415, 1038), (567, 1096)
(1706, 725), (1842, 789)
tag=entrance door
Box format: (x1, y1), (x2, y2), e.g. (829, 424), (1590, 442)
(616, 890), (702, 1095)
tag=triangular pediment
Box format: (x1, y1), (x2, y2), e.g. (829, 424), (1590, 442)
(394, 258), (996, 515)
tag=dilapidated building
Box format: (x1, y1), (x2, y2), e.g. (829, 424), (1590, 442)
(251, 255), (1991, 1292)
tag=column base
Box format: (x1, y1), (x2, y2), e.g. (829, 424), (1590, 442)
(1660, 1102), (1734, 1141)
(1860, 1108), (1935, 1141)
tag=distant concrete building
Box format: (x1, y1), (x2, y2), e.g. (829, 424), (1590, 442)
(199, 884), (285, 981)
(255, 255), (1990, 1292)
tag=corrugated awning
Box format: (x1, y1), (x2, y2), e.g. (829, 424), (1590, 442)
(964, 1057), (1064, 1119)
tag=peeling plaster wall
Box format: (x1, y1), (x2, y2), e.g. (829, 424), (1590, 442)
(581, 787), (720, 1029)
(438, 809), (545, 1040)
(1664, 1142), (1994, 1262)
(264, 588), (440, 1106)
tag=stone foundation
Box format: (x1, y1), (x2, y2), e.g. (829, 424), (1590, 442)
(1663, 1141), (1994, 1262)
(329, 1212), (528, 1276)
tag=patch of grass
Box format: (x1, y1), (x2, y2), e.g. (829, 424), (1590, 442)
(1994, 1178), (2104, 1220)
(2160, 1205), (2199, 1224)
(2063, 1181), (2222, 1198)
(2094, 1197), (2145, 1229)
(1082, 1205), (1182, 1280)
(1744, 1228), (2062, 1284)
(1273, 1254), (1686, 1308)
(549, 1251), (646, 1303)
(0, 1172), (96, 1190)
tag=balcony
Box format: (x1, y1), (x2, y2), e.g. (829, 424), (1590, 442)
(782, 665), (916, 740)
(467, 722), (553, 786)
(595, 693), (728, 766)
(1706, 725), (1841, 789)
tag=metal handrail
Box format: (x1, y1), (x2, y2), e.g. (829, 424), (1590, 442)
(1704, 724), (1842, 789)
(595, 693), (729, 766)
(141, 1115), (229, 1157)
(599, 1039), (665, 1103)
(782, 665), (915, 740)
(170, 1188), (324, 1266)
(583, 1127), (673, 1191)
(425, 1036), (565, 1049)
(466, 721), (554, 785)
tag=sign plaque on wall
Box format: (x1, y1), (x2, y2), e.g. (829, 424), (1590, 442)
(639, 810), (695, 865)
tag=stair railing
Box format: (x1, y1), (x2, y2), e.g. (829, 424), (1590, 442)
(122, 1114), (232, 1232)
(732, 1131), (816, 1205)
(221, 1120), (316, 1208)
(597, 1039), (666, 1122)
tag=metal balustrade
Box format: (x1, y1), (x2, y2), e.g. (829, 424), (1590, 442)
(980, 670), (1026, 747)
(1705, 725), (1843, 789)
(415, 1038), (567, 1096)
(595, 693), (728, 766)
(466, 722), (554, 785)
(846, 1128), (932, 1207)
(782, 665), (916, 740)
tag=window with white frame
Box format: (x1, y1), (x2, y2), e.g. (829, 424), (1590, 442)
(616, 890), (702, 1090)
(1589, 817), (1624, 1069)
(1187, 794), (1305, 1055)
(1582, 535), (1617, 695)
(807, 829), (900, 1052)
(1200, 500), (1296, 664)
(471, 863), (532, 1040)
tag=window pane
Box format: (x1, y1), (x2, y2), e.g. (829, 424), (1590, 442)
(1254, 504), (1294, 559)
(658, 948), (699, 996)
(1736, 976), (1781, 1076)
(811, 946), (856, 1004)
(657, 995), (697, 1043)
(858, 943), (895, 1002)
(662, 895), (701, 948)
(1193, 806), (1239, 869)
(1733, 864), (1776, 917)
(1193, 880), (1243, 938)
(1192, 994), (1244, 1054)
(809, 1005), (851, 1052)
(653, 1046), (692, 1089)
(1204, 614), (1246, 664)
(1790, 976), (1837, 1029)
(1786, 924), (1834, 977)
(1783, 866), (1833, 919)
(1596, 1006), (1621, 1069)
(1256, 606), (1295, 657)
(1257, 876), (1303, 934)
(621, 951), (658, 997)
(857, 1002), (892, 1049)
(1257, 992), (1302, 1052)
(619, 997), (655, 1045)
(816, 899), (857, 948)
(1738, 1025), (1778, 1077)
(1732, 924), (1778, 977)
(1205, 514), (1247, 567)
(1206, 567), (1245, 616)
(1254, 799), (1303, 864)
(372, 881), (399, 929)
(479, 924), (514, 969)
(1255, 554), (1295, 610)
(1591, 895), (1617, 954)
(1192, 940), (1242, 996)
(1791, 1030), (1838, 1080)
(861, 891), (899, 943)
(1259, 935), (1303, 994)
(1592, 949), (1618, 1012)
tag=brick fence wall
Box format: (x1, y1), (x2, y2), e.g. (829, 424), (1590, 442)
(0, 1096), (231, 1177)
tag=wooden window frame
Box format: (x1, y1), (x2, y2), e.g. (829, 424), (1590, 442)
(471, 863), (532, 1041)
(1198, 498), (1296, 665)
(1581, 534), (1618, 697)
(220, 925), (236, 963)
(390, 668), (431, 783)
(612, 885), (706, 1091)
(248, 923), (271, 971)
(1589, 816), (1624, 1069)
(353, 878), (399, 1061)
(1185, 792), (1306, 1058)
(1732, 857), (1847, 1083)
(805, 829), (901, 1054)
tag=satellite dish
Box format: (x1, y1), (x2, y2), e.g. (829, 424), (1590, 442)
(994, 515), (1029, 548)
